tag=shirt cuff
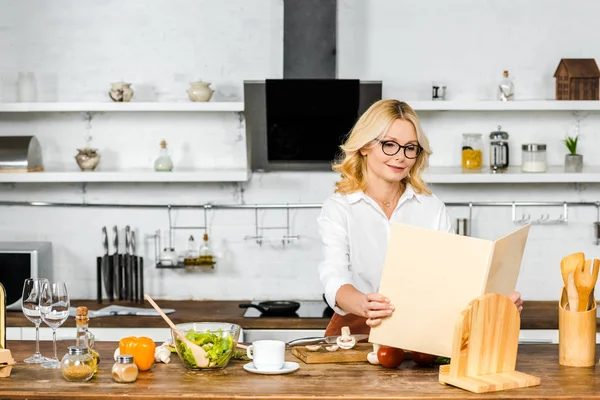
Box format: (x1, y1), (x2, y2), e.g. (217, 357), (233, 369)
(324, 278), (352, 317)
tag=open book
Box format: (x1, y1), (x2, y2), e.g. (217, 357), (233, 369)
(368, 223), (530, 358)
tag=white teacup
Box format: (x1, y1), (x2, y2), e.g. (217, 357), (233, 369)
(246, 340), (285, 371)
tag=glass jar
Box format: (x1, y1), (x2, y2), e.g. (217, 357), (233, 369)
(461, 134), (483, 171)
(60, 346), (95, 382)
(521, 144), (547, 173)
(489, 126), (509, 172)
(112, 354), (139, 383)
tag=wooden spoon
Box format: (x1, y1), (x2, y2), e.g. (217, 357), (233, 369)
(567, 272), (579, 312)
(561, 252), (585, 288)
(574, 259), (600, 312)
(144, 294), (209, 367)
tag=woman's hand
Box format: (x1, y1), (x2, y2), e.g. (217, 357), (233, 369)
(508, 291), (523, 313)
(362, 293), (395, 327)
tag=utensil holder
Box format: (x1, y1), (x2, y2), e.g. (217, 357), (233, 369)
(558, 287), (596, 367)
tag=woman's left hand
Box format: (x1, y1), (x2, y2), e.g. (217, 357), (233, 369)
(508, 291), (523, 313)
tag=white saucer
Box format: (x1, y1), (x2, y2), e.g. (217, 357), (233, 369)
(243, 361), (300, 375)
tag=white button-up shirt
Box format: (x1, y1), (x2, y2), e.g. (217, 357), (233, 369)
(317, 184), (453, 315)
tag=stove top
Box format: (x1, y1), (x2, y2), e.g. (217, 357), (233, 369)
(242, 300), (333, 318)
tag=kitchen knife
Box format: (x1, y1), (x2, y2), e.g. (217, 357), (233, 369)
(125, 226), (131, 301)
(101, 227), (110, 300)
(287, 334), (369, 347)
(113, 225), (120, 301)
(131, 231), (138, 302)
(139, 256), (144, 304)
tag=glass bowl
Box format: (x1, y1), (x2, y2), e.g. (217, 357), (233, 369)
(171, 322), (241, 370)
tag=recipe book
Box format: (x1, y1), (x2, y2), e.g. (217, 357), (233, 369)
(368, 223), (530, 358)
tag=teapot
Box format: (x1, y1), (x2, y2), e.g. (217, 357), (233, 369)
(187, 81), (214, 102)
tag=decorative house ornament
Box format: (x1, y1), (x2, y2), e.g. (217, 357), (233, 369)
(553, 59), (600, 100)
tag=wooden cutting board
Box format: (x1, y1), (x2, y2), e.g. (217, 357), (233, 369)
(291, 343), (371, 364)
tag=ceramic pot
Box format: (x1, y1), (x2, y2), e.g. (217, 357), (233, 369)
(187, 81), (214, 102)
(564, 154), (583, 173)
(75, 148), (101, 171)
(109, 82), (134, 102)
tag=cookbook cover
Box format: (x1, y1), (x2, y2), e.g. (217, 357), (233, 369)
(368, 223), (530, 358)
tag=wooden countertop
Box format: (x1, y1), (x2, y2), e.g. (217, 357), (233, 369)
(0, 340), (599, 399)
(7, 300), (566, 330)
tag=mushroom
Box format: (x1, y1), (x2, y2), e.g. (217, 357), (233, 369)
(325, 345), (339, 352)
(305, 345), (322, 352)
(367, 343), (380, 365)
(336, 326), (357, 350)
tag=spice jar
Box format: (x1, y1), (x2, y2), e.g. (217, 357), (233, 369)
(521, 144), (547, 173)
(461, 133), (483, 171)
(112, 354), (139, 383)
(61, 346), (95, 382)
(489, 125), (510, 172)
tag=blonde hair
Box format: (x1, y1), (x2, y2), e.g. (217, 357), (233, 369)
(332, 99), (432, 195)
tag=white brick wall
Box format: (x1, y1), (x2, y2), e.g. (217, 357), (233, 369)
(0, 0), (599, 301)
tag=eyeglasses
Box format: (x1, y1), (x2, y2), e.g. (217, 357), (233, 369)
(376, 140), (422, 159)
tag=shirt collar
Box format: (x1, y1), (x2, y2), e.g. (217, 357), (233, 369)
(346, 183), (422, 205)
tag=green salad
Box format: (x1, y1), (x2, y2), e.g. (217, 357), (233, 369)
(175, 329), (235, 369)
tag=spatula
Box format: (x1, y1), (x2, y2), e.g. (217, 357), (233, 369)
(144, 294), (209, 367)
(574, 259), (600, 312)
(567, 271), (579, 312)
(561, 252), (585, 288)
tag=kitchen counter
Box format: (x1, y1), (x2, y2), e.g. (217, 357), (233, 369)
(7, 300), (569, 330)
(1, 340), (599, 399)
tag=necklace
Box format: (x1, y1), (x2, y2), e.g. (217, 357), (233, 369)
(366, 185), (403, 209)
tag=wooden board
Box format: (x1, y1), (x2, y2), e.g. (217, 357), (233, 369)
(291, 343), (371, 364)
(369, 223), (530, 358)
(438, 293), (540, 393)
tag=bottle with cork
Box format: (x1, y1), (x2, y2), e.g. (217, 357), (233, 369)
(75, 306), (100, 374)
(154, 139), (174, 172)
(197, 233), (215, 267)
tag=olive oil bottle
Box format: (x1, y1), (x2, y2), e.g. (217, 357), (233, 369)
(75, 307), (100, 373)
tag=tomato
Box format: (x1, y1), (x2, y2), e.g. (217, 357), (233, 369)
(377, 346), (405, 369)
(119, 336), (156, 371)
(410, 351), (437, 366)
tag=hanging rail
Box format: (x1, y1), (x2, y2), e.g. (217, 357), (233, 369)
(0, 200), (599, 209)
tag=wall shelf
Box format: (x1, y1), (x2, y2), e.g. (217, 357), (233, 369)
(0, 102), (244, 112)
(407, 100), (600, 111)
(425, 166), (600, 184)
(0, 168), (251, 183)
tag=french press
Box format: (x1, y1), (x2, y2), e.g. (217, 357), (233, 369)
(489, 125), (509, 172)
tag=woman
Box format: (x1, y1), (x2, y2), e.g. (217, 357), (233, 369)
(317, 99), (523, 336)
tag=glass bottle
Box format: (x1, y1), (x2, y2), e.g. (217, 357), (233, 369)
(183, 235), (199, 266)
(154, 140), (174, 172)
(112, 354), (138, 383)
(75, 306), (100, 374)
(498, 70), (514, 101)
(61, 346), (94, 382)
(198, 233), (215, 267)
(461, 134), (483, 171)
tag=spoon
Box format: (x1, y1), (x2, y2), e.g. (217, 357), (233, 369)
(561, 252), (584, 288)
(574, 259), (600, 312)
(144, 294), (209, 367)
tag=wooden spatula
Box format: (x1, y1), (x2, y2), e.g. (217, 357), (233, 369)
(574, 259), (600, 312)
(567, 271), (579, 312)
(561, 252), (585, 288)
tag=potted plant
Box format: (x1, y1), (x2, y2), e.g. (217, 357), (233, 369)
(563, 135), (583, 173)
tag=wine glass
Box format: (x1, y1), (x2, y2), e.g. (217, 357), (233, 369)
(21, 278), (49, 363)
(39, 281), (70, 369)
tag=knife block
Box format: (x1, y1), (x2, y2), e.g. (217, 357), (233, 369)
(438, 293), (540, 393)
(558, 287), (596, 367)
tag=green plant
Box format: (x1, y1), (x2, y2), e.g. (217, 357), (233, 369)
(563, 135), (579, 155)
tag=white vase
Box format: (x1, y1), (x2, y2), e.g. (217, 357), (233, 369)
(187, 81), (214, 102)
